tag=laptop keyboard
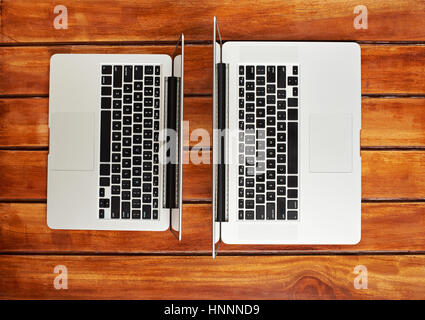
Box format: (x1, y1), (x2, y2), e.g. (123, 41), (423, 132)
(99, 64), (161, 220)
(237, 64), (299, 221)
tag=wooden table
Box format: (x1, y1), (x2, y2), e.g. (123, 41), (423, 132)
(1, 0), (425, 299)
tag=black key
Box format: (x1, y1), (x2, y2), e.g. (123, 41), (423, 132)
(102, 76), (112, 85)
(122, 179), (131, 189)
(101, 86), (112, 96)
(132, 188), (141, 198)
(152, 210), (158, 219)
(239, 77), (244, 86)
(99, 188), (105, 197)
(102, 65), (112, 74)
(266, 84), (275, 94)
(145, 65), (153, 75)
(256, 184), (265, 193)
(143, 172), (152, 181)
(293, 87), (298, 96)
(155, 77), (160, 86)
(100, 177), (110, 187)
(100, 164), (110, 175)
(277, 198), (286, 220)
(112, 164), (120, 173)
(277, 165), (286, 174)
(246, 200), (254, 209)
(133, 156), (142, 166)
(239, 88), (244, 97)
(256, 119), (265, 128)
(277, 176), (286, 185)
(288, 98), (298, 107)
(112, 100), (121, 110)
(246, 210), (254, 220)
(274, 138), (283, 149)
(239, 177), (244, 186)
(135, 66), (143, 80)
(112, 110), (121, 120)
(132, 210), (141, 219)
(134, 82), (143, 91)
(288, 77), (298, 86)
(144, 108), (153, 117)
(239, 188), (244, 197)
(239, 65), (244, 75)
(246, 103), (255, 112)
(239, 199), (244, 209)
(287, 211), (298, 220)
(277, 111), (286, 121)
(288, 176), (298, 187)
(133, 135), (141, 144)
(144, 87), (153, 97)
(113, 89), (122, 98)
(266, 203), (275, 220)
(277, 122), (286, 131)
(101, 97), (111, 109)
(132, 199), (141, 209)
(239, 210), (244, 220)
(133, 167), (141, 176)
(256, 173), (265, 183)
(256, 194), (265, 203)
(246, 178), (254, 188)
(277, 186), (286, 196)
(124, 66), (133, 82)
(245, 189), (254, 198)
(153, 188), (158, 197)
(143, 194), (151, 203)
(122, 202), (130, 219)
(246, 65), (255, 80)
(266, 192), (275, 201)
(277, 154), (286, 163)
(145, 76), (153, 86)
(123, 126), (132, 136)
(155, 65), (160, 75)
(111, 196), (120, 218)
(288, 200), (298, 209)
(246, 113), (254, 123)
(256, 87), (265, 96)
(256, 205), (265, 220)
(277, 132), (286, 142)
(123, 170), (131, 179)
(113, 66), (122, 88)
(112, 174), (120, 184)
(256, 65), (265, 75)
(112, 132), (121, 141)
(122, 191), (130, 200)
(142, 204), (151, 219)
(277, 100), (286, 110)
(266, 170), (275, 180)
(99, 209), (104, 219)
(267, 66), (275, 82)
(134, 124), (142, 133)
(111, 185), (120, 194)
(277, 90), (286, 99)
(134, 92), (143, 101)
(256, 76), (265, 86)
(288, 189), (298, 198)
(293, 66), (298, 75)
(100, 111), (111, 162)
(277, 66), (286, 88)
(132, 177), (141, 188)
(288, 122), (298, 174)
(123, 95), (132, 104)
(267, 181), (275, 191)
(246, 81), (255, 91)
(266, 95), (275, 104)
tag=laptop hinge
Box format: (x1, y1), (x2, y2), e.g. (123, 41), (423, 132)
(214, 62), (229, 223)
(163, 76), (181, 209)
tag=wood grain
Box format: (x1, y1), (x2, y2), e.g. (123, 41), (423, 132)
(1, 0), (425, 42)
(0, 150), (211, 201)
(1, 203), (424, 254)
(0, 150), (424, 200)
(1, 255), (425, 299)
(1, 45), (425, 96)
(1, 97), (424, 148)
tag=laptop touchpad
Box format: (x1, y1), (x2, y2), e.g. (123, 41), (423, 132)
(309, 113), (352, 173)
(50, 112), (94, 171)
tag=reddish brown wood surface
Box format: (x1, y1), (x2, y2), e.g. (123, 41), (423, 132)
(1, 97), (424, 148)
(1, 45), (425, 96)
(1, 255), (425, 299)
(1, 0), (425, 300)
(1, 203), (424, 254)
(1, 0), (425, 42)
(0, 150), (424, 201)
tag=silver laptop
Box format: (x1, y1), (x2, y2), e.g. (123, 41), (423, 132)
(212, 17), (361, 256)
(47, 35), (184, 239)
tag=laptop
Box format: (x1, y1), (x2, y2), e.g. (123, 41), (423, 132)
(47, 35), (184, 239)
(212, 17), (361, 256)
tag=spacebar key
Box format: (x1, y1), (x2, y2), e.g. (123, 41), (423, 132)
(111, 196), (120, 219)
(288, 122), (298, 174)
(100, 111), (111, 162)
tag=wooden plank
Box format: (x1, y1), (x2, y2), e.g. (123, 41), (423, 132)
(1, 45), (425, 96)
(0, 150), (211, 201)
(1, 0), (425, 42)
(1, 203), (424, 253)
(1, 255), (425, 299)
(362, 97), (425, 147)
(0, 97), (212, 148)
(0, 150), (424, 200)
(0, 45), (211, 95)
(2, 97), (424, 148)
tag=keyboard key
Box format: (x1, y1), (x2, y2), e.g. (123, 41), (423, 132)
(288, 76), (298, 86)
(256, 205), (265, 220)
(100, 177), (110, 186)
(111, 196), (120, 218)
(277, 198), (286, 220)
(267, 66), (275, 82)
(288, 176), (298, 187)
(287, 211), (298, 220)
(102, 65), (112, 74)
(288, 122), (298, 173)
(113, 66), (122, 88)
(288, 200), (298, 209)
(266, 203), (275, 220)
(100, 164), (110, 175)
(277, 66), (286, 88)
(288, 189), (298, 198)
(246, 65), (255, 80)
(122, 202), (130, 219)
(288, 98), (298, 107)
(134, 66), (143, 80)
(142, 205), (151, 219)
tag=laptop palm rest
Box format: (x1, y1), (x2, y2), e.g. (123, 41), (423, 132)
(50, 112), (94, 171)
(309, 113), (353, 173)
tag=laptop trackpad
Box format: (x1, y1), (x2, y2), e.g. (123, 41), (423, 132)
(309, 113), (352, 173)
(50, 112), (94, 171)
